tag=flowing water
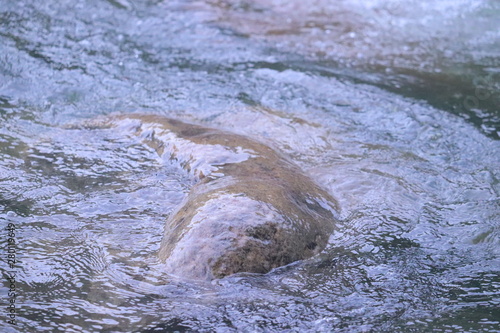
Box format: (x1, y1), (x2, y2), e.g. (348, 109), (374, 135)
(0, 0), (499, 332)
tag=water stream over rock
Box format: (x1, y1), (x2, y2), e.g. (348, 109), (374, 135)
(0, 0), (499, 332)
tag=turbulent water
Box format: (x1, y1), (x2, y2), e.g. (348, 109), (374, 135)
(0, 0), (499, 332)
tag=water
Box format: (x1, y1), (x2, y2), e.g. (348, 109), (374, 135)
(0, 0), (499, 332)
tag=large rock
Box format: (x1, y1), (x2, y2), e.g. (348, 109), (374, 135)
(86, 114), (339, 280)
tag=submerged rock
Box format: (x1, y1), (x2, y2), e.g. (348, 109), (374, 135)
(81, 114), (339, 280)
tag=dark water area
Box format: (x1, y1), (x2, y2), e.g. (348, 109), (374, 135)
(0, 0), (499, 332)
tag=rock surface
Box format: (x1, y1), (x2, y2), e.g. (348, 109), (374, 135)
(83, 114), (339, 280)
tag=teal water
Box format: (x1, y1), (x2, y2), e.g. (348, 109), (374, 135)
(0, 0), (499, 332)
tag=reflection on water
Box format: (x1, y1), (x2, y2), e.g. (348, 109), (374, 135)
(0, 0), (499, 332)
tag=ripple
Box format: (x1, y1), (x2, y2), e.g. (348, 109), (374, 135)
(0, 0), (499, 331)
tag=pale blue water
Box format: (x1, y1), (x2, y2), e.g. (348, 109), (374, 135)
(0, 0), (499, 332)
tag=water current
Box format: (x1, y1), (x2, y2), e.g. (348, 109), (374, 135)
(0, 0), (499, 332)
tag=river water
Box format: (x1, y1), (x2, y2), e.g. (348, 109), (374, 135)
(0, 0), (499, 332)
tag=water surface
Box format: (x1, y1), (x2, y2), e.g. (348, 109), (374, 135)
(0, 0), (499, 332)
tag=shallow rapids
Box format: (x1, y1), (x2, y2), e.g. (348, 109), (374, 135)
(0, 0), (499, 332)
